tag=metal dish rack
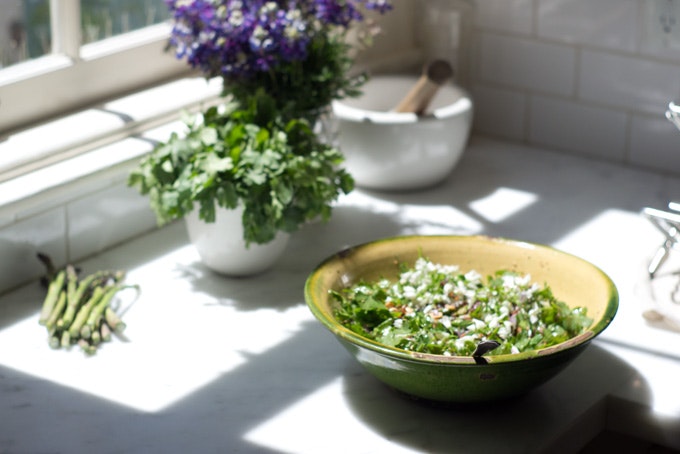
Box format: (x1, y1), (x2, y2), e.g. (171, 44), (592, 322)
(642, 102), (680, 278)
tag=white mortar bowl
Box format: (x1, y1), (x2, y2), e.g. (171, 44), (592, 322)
(332, 74), (473, 191)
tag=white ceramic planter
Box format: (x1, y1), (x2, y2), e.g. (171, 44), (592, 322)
(184, 205), (289, 276)
(332, 75), (473, 191)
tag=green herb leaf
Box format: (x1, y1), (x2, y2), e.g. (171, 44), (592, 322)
(202, 153), (234, 174)
(128, 95), (354, 245)
(200, 127), (218, 146)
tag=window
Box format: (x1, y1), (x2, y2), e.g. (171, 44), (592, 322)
(0, 0), (190, 135)
(81, 0), (169, 45)
(1, 0), (51, 67)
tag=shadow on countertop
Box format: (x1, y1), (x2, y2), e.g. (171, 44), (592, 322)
(341, 343), (655, 454)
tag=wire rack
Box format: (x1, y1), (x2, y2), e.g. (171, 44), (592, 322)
(642, 203), (680, 278)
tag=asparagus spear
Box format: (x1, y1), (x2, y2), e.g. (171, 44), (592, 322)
(39, 270), (65, 325)
(81, 284), (122, 339)
(78, 338), (96, 356)
(100, 322), (112, 342)
(69, 286), (104, 339)
(91, 329), (101, 346)
(45, 290), (67, 331)
(62, 271), (102, 327)
(65, 264), (78, 304)
(104, 306), (126, 335)
(60, 330), (71, 349)
(48, 335), (61, 349)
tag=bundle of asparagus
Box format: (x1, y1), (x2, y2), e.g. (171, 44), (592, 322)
(37, 253), (134, 355)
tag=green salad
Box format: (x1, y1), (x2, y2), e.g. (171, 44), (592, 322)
(331, 258), (593, 357)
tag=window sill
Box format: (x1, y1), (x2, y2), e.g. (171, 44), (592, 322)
(0, 75), (222, 295)
(0, 76), (223, 219)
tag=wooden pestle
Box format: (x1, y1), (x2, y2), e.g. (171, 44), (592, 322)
(393, 60), (454, 115)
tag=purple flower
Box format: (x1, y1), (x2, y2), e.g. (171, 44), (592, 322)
(165, 0), (392, 79)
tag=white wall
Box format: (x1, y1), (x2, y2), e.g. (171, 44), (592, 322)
(465, 0), (680, 176)
(359, 0), (680, 176)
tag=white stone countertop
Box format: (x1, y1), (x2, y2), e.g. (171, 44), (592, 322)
(1, 136), (680, 453)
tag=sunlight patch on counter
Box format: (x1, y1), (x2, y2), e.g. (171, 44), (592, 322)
(0, 244), (314, 413)
(550, 208), (657, 268)
(340, 190), (484, 235)
(0, 311), (246, 413)
(551, 208), (680, 362)
(243, 377), (418, 454)
(398, 204), (483, 235)
(468, 187), (538, 223)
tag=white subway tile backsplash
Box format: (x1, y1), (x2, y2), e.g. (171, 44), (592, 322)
(639, 0), (680, 61)
(67, 184), (157, 263)
(474, 0), (534, 35)
(479, 33), (576, 96)
(529, 95), (628, 161)
(537, 0), (639, 52)
(639, 38), (680, 63)
(0, 208), (67, 294)
(0, 175), (157, 295)
(578, 50), (680, 115)
(629, 115), (680, 173)
(470, 84), (527, 140)
(469, 0), (680, 165)
(0, 212), (15, 230)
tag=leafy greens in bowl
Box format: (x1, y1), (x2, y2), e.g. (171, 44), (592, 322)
(304, 235), (619, 403)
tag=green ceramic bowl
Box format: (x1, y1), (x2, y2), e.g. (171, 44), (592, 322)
(304, 235), (619, 403)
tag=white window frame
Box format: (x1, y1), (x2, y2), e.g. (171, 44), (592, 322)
(0, 0), (190, 136)
(0, 0), (415, 185)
